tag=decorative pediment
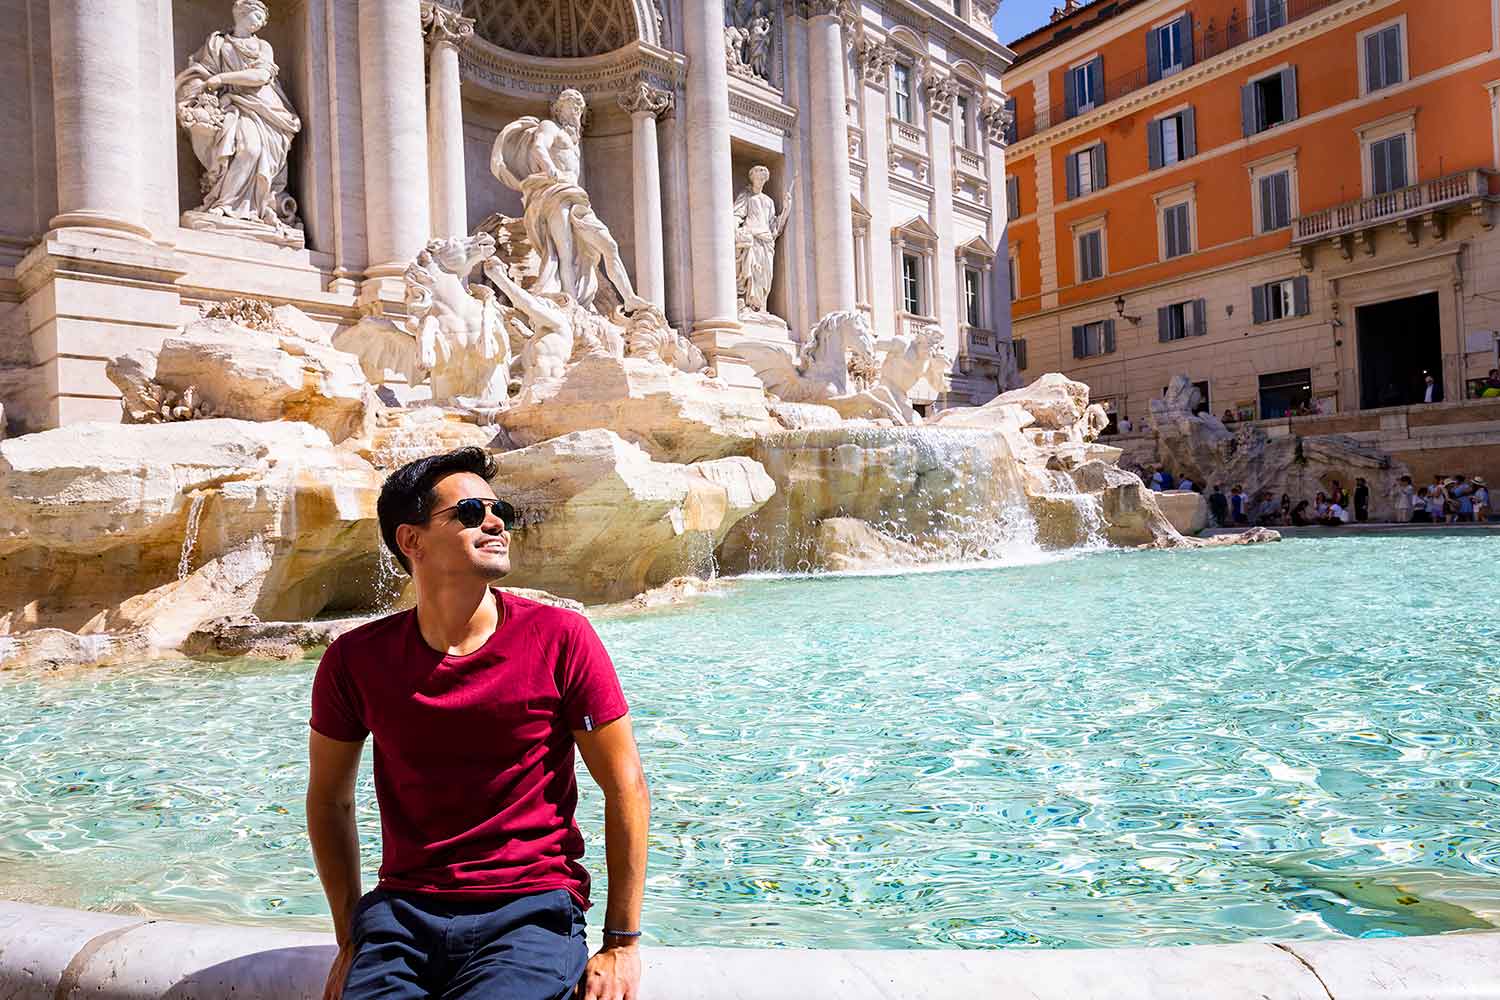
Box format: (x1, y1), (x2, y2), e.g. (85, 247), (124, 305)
(892, 215), (940, 245)
(957, 235), (996, 259)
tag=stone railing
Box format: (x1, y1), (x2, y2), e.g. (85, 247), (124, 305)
(6, 899), (1500, 998)
(954, 146), (985, 179)
(889, 117), (925, 153)
(1293, 169), (1492, 244)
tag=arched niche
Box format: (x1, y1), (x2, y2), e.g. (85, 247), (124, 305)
(460, 0), (660, 57)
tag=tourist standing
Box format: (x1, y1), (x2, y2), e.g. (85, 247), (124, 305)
(1353, 478), (1370, 523)
(1423, 373), (1442, 403)
(1209, 484), (1229, 526)
(1474, 477), (1491, 521)
(1230, 485), (1250, 526)
(1412, 487), (1433, 523)
(1177, 475), (1195, 493)
(306, 448), (649, 1000)
(1392, 475), (1415, 523)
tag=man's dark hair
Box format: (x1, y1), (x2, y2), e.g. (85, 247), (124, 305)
(377, 447), (499, 574)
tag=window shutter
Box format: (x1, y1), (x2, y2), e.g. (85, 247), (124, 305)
(1252, 283), (1269, 324)
(1089, 232), (1103, 278)
(1192, 298), (1207, 336)
(1281, 66), (1298, 121)
(1007, 175), (1020, 220)
(1390, 134), (1409, 189)
(1275, 172), (1291, 228)
(1293, 275), (1310, 317)
(1252, 0), (1269, 35)
(1066, 153), (1080, 199)
(1147, 26), (1162, 83)
(1365, 31), (1383, 91)
(1384, 27), (1403, 86)
(1181, 107), (1197, 158)
(1005, 97), (1018, 144)
(1148, 119), (1164, 170)
(1372, 141), (1391, 196)
(1072, 325), (1086, 358)
(1181, 14), (1195, 68)
(1103, 319), (1117, 354)
(1088, 57), (1104, 106)
(1178, 206), (1192, 255)
(1064, 66), (1078, 118)
(1241, 83), (1258, 137)
(1092, 144), (1108, 189)
(1259, 176), (1274, 233)
(1015, 339), (1027, 370)
(1157, 306), (1171, 342)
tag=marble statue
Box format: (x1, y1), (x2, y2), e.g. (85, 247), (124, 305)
(725, 0), (773, 82)
(174, 0), (304, 248)
(877, 325), (951, 423)
(724, 23), (751, 76)
(733, 166), (793, 318)
(332, 234), (512, 408)
(490, 89), (651, 315)
(747, 5), (773, 79)
(734, 310), (899, 419)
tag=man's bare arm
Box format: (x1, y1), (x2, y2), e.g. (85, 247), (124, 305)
(306, 730), (366, 945)
(575, 713), (650, 938)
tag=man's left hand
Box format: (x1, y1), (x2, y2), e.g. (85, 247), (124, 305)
(576, 944), (642, 1000)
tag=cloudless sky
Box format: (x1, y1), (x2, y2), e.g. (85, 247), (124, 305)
(992, 0), (1061, 47)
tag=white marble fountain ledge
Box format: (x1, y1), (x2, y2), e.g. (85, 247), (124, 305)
(4, 900), (1500, 999)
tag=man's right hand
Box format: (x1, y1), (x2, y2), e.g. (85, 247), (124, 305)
(321, 939), (357, 1000)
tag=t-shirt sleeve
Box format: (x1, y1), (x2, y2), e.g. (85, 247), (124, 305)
(309, 639), (369, 742)
(558, 614), (629, 733)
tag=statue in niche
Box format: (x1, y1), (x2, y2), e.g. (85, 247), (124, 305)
(174, 0), (304, 248)
(733, 165), (793, 319)
(490, 89), (652, 317)
(747, 4), (774, 79)
(724, 0), (773, 82)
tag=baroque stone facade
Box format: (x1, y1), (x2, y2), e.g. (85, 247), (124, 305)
(0, 0), (1017, 433)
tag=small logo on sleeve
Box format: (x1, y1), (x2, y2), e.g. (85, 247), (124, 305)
(583, 714), (594, 731)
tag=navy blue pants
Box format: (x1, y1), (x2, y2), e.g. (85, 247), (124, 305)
(342, 888), (588, 1000)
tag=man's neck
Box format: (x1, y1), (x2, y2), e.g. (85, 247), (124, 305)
(413, 578), (501, 657)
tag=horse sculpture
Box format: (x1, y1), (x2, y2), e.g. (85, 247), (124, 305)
(877, 325), (951, 424)
(332, 234), (512, 407)
(736, 310), (909, 423)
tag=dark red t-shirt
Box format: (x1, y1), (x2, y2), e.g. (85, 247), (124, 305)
(309, 590), (628, 908)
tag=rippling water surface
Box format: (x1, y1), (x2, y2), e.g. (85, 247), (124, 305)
(4, 534), (1500, 949)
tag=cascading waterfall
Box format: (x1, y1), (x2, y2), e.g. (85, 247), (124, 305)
(176, 493), (208, 581)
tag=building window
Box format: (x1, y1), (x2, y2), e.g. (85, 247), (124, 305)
(1149, 108), (1197, 169)
(1161, 202), (1193, 259)
(963, 267), (983, 327)
(1006, 174), (1021, 220)
(1371, 133), (1410, 195)
(1252, 276), (1310, 323)
(1077, 228), (1105, 282)
(1071, 320), (1116, 358)
(894, 63), (914, 123)
(1013, 338), (1028, 371)
(1259, 368), (1312, 418)
(1065, 56), (1102, 118)
(1157, 299), (1207, 341)
(1251, 0), (1287, 37)
(1241, 68), (1298, 136)
(1004, 96), (1018, 145)
(1363, 22), (1404, 93)
(955, 94), (972, 148)
(1153, 17), (1190, 80)
(1257, 170), (1292, 232)
(1008, 254), (1018, 302)
(1066, 144), (1107, 199)
(901, 252), (922, 314)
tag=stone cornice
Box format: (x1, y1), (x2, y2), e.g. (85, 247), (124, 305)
(459, 37), (685, 103)
(728, 74), (799, 137)
(1007, 0), (1393, 156)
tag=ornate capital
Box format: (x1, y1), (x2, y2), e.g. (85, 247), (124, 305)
(979, 99), (1014, 144)
(923, 71), (961, 118)
(421, 1), (474, 49)
(800, 0), (848, 19)
(857, 39), (897, 86)
(618, 79), (674, 119)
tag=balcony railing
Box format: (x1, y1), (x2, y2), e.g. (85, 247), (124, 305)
(1018, 0), (1345, 142)
(1293, 169), (1493, 244)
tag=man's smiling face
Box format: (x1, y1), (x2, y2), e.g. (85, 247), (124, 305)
(408, 471), (512, 583)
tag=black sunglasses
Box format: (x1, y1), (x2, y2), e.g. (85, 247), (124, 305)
(430, 497), (517, 530)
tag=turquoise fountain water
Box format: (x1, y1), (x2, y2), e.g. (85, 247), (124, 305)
(3, 534), (1499, 949)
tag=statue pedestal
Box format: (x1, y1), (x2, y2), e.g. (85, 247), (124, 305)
(736, 310), (794, 346)
(182, 210), (305, 250)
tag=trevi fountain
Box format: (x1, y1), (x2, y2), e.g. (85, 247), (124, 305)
(3, 2), (1499, 998)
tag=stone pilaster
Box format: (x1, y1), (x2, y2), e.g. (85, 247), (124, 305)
(803, 0), (857, 317)
(359, 0), (432, 290)
(422, 1), (474, 240)
(619, 80), (673, 310)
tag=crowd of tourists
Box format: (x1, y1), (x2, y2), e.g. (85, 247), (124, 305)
(1144, 468), (1493, 526)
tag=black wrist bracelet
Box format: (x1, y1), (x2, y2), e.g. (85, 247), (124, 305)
(603, 928), (642, 938)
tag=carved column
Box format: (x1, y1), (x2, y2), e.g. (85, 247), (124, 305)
(804, 0), (857, 317)
(423, 2), (474, 240)
(681, 0), (741, 352)
(359, 0), (431, 285)
(48, 0), (149, 239)
(619, 80), (673, 310)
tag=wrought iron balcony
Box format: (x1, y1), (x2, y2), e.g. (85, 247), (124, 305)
(1292, 169), (1494, 247)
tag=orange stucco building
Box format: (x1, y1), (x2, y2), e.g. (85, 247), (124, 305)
(1002, 0), (1500, 426)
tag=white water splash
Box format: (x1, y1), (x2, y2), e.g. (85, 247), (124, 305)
(177, 493), (208, 581)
